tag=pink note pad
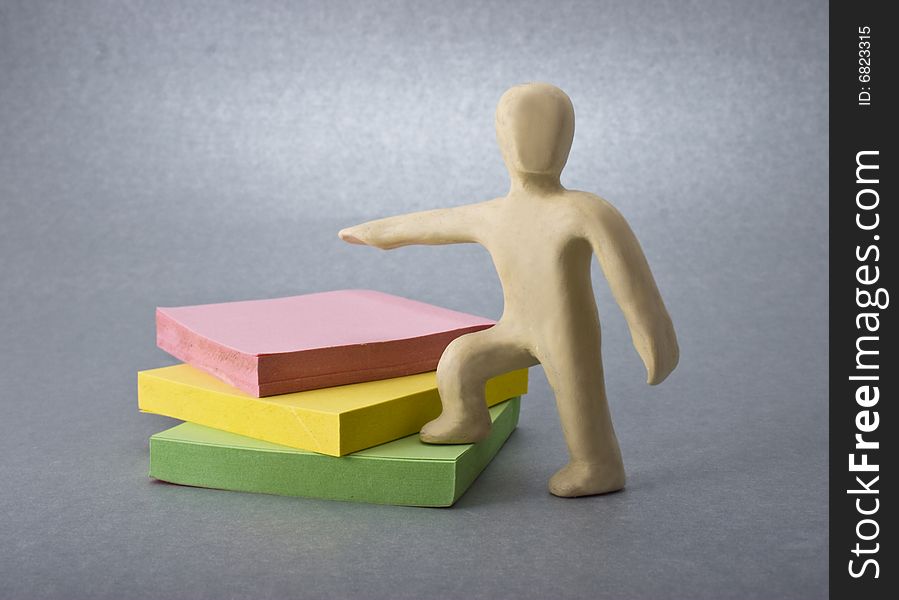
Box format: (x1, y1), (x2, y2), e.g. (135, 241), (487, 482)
(156, 290), (495, 397)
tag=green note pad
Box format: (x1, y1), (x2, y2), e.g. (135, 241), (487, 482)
(150, 397), (520, 507)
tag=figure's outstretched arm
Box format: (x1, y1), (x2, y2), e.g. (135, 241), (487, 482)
(584, 198), (679, 385)
(338, 204), (485, 250)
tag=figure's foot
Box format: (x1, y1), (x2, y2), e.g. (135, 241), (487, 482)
(420, 411), (491, 444)
(548, 462), (625, 498)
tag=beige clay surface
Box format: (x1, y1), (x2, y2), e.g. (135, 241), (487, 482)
(339, 83), (679, 497)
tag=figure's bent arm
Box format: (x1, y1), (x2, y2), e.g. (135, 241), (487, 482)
(584, 199), (679, 385)
(338, 204), (484, 250)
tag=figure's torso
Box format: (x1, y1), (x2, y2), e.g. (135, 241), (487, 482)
(477, 190), (603, 343)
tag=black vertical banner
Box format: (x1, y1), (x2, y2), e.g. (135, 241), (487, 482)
(830, 2), (894, 598)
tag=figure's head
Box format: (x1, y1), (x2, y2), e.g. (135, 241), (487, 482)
(495, 83), (575, 177)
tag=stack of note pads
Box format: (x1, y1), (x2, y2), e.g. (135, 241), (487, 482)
(138, 289), (528, 507)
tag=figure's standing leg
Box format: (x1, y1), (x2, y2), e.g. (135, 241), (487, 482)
(421, 323), (538, 444)
(538, 336), (626, 497)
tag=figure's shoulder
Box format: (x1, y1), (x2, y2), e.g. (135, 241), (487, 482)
(564, 190), (625, 222)
(447, 197), (501, 216)
(479, 195), (507, 207)
(451, 198), (505, 235)
(465, 196), (506, 215)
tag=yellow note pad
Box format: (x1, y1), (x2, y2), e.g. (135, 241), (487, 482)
(138, 364), (528, 456)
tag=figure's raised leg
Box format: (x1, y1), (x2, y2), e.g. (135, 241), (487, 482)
(538, 339), (626, 497)
(420, 323), (538, 444)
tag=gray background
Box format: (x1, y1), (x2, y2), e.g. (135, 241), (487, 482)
(0, 1), (828, 598)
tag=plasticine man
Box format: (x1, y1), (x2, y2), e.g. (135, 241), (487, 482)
(339, 83), (679, 497)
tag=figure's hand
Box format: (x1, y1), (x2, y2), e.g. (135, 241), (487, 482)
(338, 225), (369, 246)
(338, 223), (393, 249)
(339, 206), (485, 250)
(632, 315), (679, 385)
